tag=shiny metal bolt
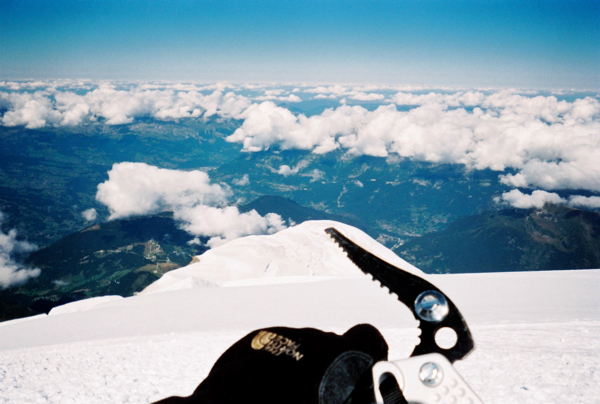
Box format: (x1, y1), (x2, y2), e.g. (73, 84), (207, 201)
(414, 290), (449, 323)
(420, 362), (444, 387)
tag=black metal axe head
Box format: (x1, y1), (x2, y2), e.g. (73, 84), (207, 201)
(325, 227), (475, 363)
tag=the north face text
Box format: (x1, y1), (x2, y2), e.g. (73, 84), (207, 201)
(251, 330), (304, 361)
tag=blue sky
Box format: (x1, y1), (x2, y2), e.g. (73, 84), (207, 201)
(1, 0), (598, 89)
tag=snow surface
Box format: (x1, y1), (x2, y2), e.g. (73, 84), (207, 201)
(1, 221), (599, 403)
(140, 220), (422, 293)
(48, 295), (124, 316)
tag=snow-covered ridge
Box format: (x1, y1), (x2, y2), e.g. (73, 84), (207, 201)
(140, 220), (422, 294)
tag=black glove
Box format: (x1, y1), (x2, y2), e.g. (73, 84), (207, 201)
(153, 323), (388, 404)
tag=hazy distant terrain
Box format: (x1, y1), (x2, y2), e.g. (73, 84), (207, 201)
(1, 83), (599, 321)
(0, 117), (510, 248)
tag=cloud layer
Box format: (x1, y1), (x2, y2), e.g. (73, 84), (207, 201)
(0, 211), (41, 289)
(95, 163), (285, 247)
(3, 83), (600, 209)
(0, 85), (250, 128)
(498, 189), (600, 210)
(227, 92), (600, 196)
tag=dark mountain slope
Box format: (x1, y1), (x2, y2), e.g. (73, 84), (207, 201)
(396, 205), (600, 273)
(1, 213), (207, 321)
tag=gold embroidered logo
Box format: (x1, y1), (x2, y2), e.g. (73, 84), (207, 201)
(251, 330), (304, 361)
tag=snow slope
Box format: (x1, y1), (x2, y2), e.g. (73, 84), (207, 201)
(1, 221), (599, 404)
(140, 220), (422, 293)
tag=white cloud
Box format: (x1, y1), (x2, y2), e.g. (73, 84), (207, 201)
(413, 179), (431, 187)
(86, 87), (250, 123)
(286, 94), (302, 102)
(175, 206), (286, 248)
(226, 101), (366, 154)
(263, 89), (284, 96)
(351, 85), (388, 92)
(498, 189), (566, 209)
(305, 169), (325, 182)
(137, 82), (233, 92)
(567, 195), (600, 209)
(305, 85), (348, 95)
(241, 83), (268, 90)
(498, 190), (600, 210)
(347, 91), (385, 101)
(277, 165), (295, 176)
(391, 91), (486, 107)
(187, 237), (202, 246)
(276, 161), (323, 182)
(0, 80), (80, 91)
(232, 174), (250, 186)
(0, 87), (251, 128)
(313, 94), (337, 99)
(255, 90), (302, 103)
(390, 90), (598, 124)
(81, 208), (98, 222)
(0, 91), (61, 129)
(277, 160), (309, 176)
(0, 211), (41, 289)
(227, 93), (600, 194)
(500, 157), (600, 192)
(95, 163), (286, 247)
(306, 85), (383, 101)
(96, 163), (231, 220)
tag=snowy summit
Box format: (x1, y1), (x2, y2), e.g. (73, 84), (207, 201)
(141, 220), (422, 293)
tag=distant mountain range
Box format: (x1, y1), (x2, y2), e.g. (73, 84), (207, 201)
(396, 204), (600, 273)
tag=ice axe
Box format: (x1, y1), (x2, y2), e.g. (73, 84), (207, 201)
(326, 227), (484, 404)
